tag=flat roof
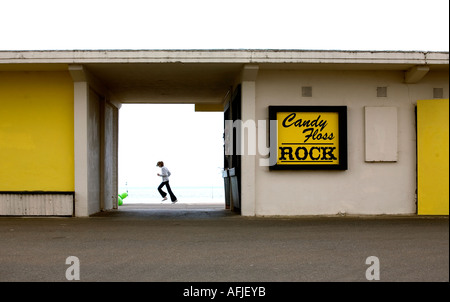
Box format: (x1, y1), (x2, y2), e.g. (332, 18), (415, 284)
(0, 49), (448, 66)
(1, 50), (448, 106)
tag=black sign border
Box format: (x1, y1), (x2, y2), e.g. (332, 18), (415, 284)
(269, 106), (348, 170)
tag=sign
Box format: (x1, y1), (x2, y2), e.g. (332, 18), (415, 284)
(269, 106), (347, 170)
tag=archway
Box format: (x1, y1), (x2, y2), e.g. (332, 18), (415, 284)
(117, 103), (227, 215)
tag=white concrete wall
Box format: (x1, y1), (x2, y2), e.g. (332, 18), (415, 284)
(0, 193), (73, 216)
(250, 69), (448, 216)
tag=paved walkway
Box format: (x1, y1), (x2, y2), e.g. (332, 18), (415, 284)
(0, 203), (448, 284)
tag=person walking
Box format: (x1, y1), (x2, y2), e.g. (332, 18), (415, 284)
(156, 161), (178, 203)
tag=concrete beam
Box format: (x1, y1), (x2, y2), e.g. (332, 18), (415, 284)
(241, 64), (259, 82)
(69, 64), (122, 109)
(2, 50), (448, 66)
(404, 65), (430, 83)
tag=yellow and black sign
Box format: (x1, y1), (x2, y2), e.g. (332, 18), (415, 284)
(269, 106), (347, 170)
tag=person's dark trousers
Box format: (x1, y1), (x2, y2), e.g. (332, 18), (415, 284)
(158, 181), (177, 201)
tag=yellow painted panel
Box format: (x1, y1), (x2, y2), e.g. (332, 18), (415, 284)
(0, 63), (69, 71)
(0, 71), (74, 191)
(277, 111), (340, 165)
(417, 99), (449, 215)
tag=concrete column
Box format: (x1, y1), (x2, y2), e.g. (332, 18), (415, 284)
(112, 106), (119, 209)
(240, 64), (259, 216)
(102, 101), (119, 211)
(73, 81), (89, 216)
(69, 64), (121, 216)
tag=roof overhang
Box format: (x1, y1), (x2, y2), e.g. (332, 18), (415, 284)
(1, 49), (448, 106)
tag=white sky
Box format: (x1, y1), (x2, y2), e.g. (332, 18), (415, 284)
(118, 104), (224, 188)
(1, 0), (448, 189)
(0, 0), (448, 51)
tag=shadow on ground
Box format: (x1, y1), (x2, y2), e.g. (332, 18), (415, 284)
(90, 203), (239, 220)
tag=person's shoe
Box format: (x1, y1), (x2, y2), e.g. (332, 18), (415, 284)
(162, 196), (168, 201)
(172, 200), (178, 204)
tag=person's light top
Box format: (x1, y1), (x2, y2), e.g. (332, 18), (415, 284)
(160, 166), (171, 182)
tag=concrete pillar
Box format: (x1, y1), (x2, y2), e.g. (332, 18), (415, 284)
(240, 64), (259, 216)
(73, 80), (90, 216)
(69, 64), (121, 216)
(102, 101), (119, 211)
(112, 106), (119, 209)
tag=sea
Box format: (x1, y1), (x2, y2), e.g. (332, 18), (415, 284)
(118, 186), (225, 204)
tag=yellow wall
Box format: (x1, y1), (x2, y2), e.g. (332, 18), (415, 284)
(417, 99), (449, 215)
(0, 71), (74, 191)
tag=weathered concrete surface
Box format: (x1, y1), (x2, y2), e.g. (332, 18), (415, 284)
(0, 203), (448, 283)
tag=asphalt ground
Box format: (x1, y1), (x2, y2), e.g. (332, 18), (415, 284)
(0, 203), (448, 291)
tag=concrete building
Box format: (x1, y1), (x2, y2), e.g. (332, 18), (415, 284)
(0, 50), (448, 217)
